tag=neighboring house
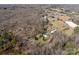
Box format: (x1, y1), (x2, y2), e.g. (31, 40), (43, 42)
(65, 21), (78, 28)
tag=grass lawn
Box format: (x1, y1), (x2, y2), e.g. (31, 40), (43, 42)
(52, 20), (64, 31)
(51, 20), (74, 36)
(62, 28), (74, 36)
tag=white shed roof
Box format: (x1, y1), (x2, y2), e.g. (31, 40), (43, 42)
(50, 29), (57, 34)
(65, 21), (78, 28)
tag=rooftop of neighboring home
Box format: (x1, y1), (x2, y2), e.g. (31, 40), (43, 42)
(65, 21), (78, 28)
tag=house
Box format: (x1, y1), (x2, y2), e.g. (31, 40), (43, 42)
(65, 21), (78, 28)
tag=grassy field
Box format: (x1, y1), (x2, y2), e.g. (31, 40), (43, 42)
(49, 19), (74, 36)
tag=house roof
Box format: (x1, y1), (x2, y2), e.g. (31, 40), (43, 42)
(65, 21), (78, 28)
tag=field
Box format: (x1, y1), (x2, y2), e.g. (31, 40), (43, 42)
(0, 5), (79, 55)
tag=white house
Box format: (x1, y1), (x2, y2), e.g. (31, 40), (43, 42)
(65, 21), (78, 28)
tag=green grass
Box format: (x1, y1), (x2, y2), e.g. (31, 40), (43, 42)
(74, 27), (79, 33)
(11, 38), (17, 45)
(65, 41), (77, 55)
(0, 35), (4, 42)
(65, 41), (76, 48)
(0, 32), (17, 45)
(67, 48), (77, 55)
